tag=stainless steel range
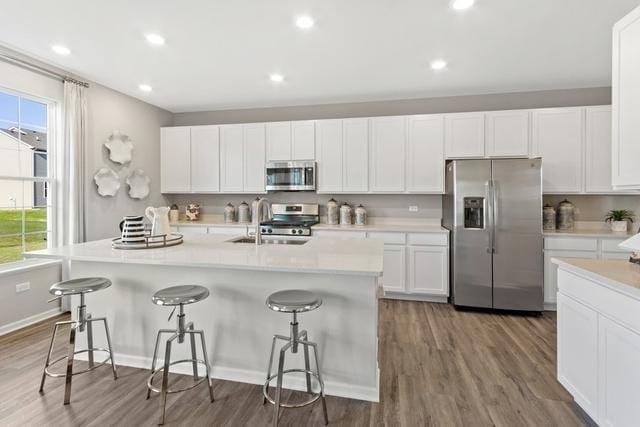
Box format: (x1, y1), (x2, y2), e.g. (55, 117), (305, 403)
(260, 203), (319, 236)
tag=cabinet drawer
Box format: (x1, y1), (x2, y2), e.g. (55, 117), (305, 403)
(601, 238), (629, 253)
(407, 233), (448, 246)
(367, 232), (406, 245)
(544, 237), (598, 251)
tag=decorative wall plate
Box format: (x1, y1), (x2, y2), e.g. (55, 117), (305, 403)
(104, 130), (134, 164)
(94, 167), (120, 197)
(126, 169), (151, 199)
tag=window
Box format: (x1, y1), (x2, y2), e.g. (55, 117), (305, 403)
(0, 89), (55, 264)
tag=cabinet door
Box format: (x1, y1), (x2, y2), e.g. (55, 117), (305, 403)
(444, 113), (485, 158)
(406, 115), (444, 193)
(266, 122), (291, 161)
(543, 249), (597, 305)
(485, 110), (530, 157)
(370, 116), (406, 192)
(532, 108), (584, 193)
(613, 6), (640, 189)
(291, 121), (315, 160)
(161, 127), (191, 192)
(381, 245), (405, 293)
(315, 120), (343, 192)
(408, 246), (448, 295)
(219, 125), (244, 192)
(585, 106), (613, 193)
(190, 126), (220, 192)
(343, 118), (369, 192)
(243, 124), (266, 193)
(557, 293), (599, 420)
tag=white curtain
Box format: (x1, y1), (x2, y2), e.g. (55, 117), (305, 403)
(59, 81), (88, 245)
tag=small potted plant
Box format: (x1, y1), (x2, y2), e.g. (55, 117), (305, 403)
(604, 209), (635, 232)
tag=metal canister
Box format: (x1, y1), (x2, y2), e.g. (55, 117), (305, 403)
(556, 199), (575, 230)
(251, 197), (261, 224)
(543, 204), (556, 231)
(339, 203), (353, 225)
(355, 204), (367, 226)
(327, 198), (339, 225)
(237, 201), (250, 223)
(224, 203), (235, 223)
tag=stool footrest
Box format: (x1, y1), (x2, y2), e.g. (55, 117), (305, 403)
(263, 369), (323, 408)
(43, 348), (112, 377)
(147, 359), (210, 394)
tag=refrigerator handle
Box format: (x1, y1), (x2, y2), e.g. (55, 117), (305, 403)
(492, 180), (498, 254)
(485, 181), (494, 254)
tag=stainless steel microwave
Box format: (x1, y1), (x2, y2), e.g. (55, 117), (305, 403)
(265, 161), (316, 191)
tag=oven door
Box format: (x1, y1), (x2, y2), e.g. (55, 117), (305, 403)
(265, 161), (316, 191)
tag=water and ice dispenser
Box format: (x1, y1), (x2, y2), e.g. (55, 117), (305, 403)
(463, 197), (484, 229)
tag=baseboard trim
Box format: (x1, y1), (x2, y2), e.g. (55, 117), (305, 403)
(544, 302), (557, 311)
(0, 307), (63, 336)
(76, 351), (379, 402)
(383, 292), (448, 303)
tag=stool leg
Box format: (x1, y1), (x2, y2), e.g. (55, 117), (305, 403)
(310, 342), (329, 425)
(263, 335), (278, 404)
(273, 342), (291, 427)
(301, 331), (312, 394)
(95, 317), (118, 380)
(159, 334), (177, 425)
(147, 330), (164, 400)
(188, 324), (198, 381)
(197, 331), (215, 402)
(63, 323), (78, 405)
(86, 314), (94, 368)
(39, 321), (62, 392)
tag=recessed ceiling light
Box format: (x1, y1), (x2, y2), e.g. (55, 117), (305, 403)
(451, 0), (475, 11)
(145, 33), (165, 46)
(430, 60), (448, 71)
(138, 84), (153, 92)
(295, 15), (315, 30)
(269, 74), (284, 83)
(51, 45), (71, 55)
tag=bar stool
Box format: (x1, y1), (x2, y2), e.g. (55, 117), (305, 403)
(39, 277), (117, 405)
(263, 289), (328, 426)
(146, 285), (214, 425)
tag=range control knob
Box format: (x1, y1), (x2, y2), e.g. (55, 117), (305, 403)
(267, 229), (273, 233)
(297, 229), (303, 235)
(261, 228), (266, 233)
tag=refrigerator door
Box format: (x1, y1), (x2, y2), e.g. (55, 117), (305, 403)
(491, 158), (543, 311)
(450, 160), (493, 309)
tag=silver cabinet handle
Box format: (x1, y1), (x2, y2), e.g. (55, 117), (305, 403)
(492, 180), (498, 254)
(486, 181), (493, 254)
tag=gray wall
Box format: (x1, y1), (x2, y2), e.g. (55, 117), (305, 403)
(173, 87), (611, 125)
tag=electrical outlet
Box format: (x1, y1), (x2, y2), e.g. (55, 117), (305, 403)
(15, 282), (30, 293)
(409, 206), (419, 212)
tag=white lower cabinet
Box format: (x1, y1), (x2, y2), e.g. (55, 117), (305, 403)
(407, 246), (448, 296)
(381, 245), (405, 293)
(544, 249), (597, 305)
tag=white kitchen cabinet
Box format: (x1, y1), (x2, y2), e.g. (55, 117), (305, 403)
(532, 108), (584, 193)
(315, 120), (343, 193)
(161, 127), (191, 192)
(544, 250), (597, 306)
(243, 124), (266, 192)
(406, 115), (444, 193)
(219, 125), (244, 192)
(407, 246), (449, 296)
(190, 126), (220, 192)
(266, 121), (315, 161)
(557, 293), (599, 420)
(380, 245), (405, 293)
(291, 121), (316, 160)
(370, 116), (406, 192)
(613, 5), (640, 190)
(585, 106), (613, 193)
(444, 113), (485, 158)
(485, 110), (530, 157)
(343, 118), (369, 192)
(266, 122), (291, 161)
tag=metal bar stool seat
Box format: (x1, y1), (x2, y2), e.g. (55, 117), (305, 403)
(39, 277), (117, 405)
(263, 289), (328, 426)
(146, 285), (214, 425)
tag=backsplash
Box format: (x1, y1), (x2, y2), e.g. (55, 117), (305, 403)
(544, 195), (640, 230)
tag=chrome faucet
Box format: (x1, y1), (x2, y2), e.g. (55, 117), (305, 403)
(254, 198), (271, 246)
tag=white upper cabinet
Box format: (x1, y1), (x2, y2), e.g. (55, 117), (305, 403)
(370, 116), (406, 192)
(161, 127), (191, 193)
(266, 122), (291, 161)
(291, 121), (316, 160)
(315, 120), (343, 193)
(406, 115), (444, 193)
(343, 118), (369, 192)
(190, 126), (220, 192)
(445, 113), (485, 158)
(485, 110), (530, 157)
(585, 106), (614, 193)
(613, 5), (640, 189)
(532, 108), (584, 193)
(243, 123), (266, 193)
(219, 125), (245, 192)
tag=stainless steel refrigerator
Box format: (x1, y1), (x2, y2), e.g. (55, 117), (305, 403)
(442, 159), (543, 311)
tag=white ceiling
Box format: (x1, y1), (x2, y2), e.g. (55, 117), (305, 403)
(0, 0), (638, 113)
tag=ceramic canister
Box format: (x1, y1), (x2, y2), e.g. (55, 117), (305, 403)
(185, 203), (201, 221)
(169, 204), (180, 222)
(339, 203), (353, 225)
(238, 201), (250, 223)
(543, 204), (556, 231)
(355, 204), (367, 226)
(119, 215), (146, 243)
(224, 203), (235, 223)
(327, 198), (339, 225)
(556, 199), (575, 230)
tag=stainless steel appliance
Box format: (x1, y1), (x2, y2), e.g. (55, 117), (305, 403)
(265, 161), (316, 191)
(260, 203), (319, 236)
(442, 159), (543, 311)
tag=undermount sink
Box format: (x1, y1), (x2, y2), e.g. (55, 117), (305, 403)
(227, 236), (309, 245)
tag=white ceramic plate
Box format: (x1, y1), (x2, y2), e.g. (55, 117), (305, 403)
(94, 167), (120, 197)
(126, 169), (151, 199)
(104, 130), (134, 164)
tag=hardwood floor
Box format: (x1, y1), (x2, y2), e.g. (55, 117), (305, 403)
(0, 300), (591, 426)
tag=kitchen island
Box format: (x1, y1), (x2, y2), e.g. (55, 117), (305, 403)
(24, 234), (383, 402)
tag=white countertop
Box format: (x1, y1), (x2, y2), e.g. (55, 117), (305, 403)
(552, 257), (640, 299)
(24, 234), (384, 277)
(543, 222), (637, 239)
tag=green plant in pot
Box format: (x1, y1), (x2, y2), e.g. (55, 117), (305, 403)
(604, 209), (635, 232)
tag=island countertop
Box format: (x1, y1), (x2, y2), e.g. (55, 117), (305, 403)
(24, 234), (384, 277)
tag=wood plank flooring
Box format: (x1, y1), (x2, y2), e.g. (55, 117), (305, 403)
(0, 300), (592, 426)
